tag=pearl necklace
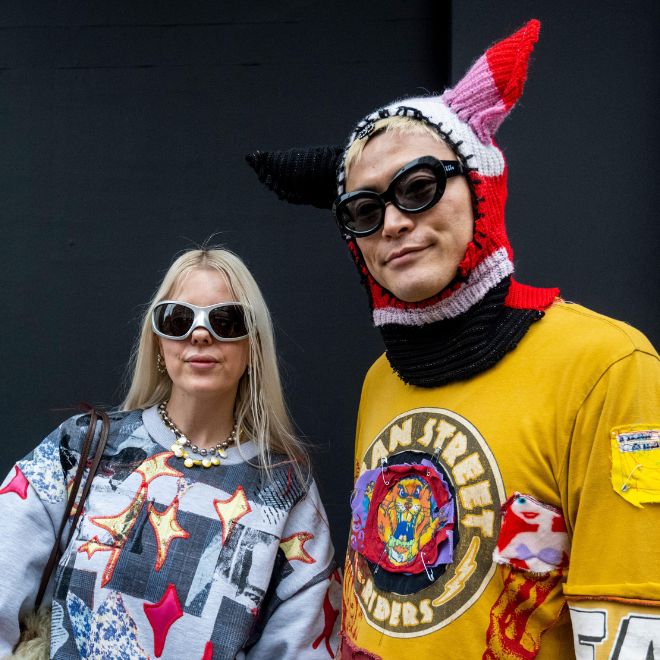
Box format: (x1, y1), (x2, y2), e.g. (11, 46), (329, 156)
(157, 401), (238, 469)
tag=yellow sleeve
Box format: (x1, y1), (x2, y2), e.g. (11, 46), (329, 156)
(562, 348), (660, 658)
(353, 357), (384, 479)
(353, 371), (369, 481)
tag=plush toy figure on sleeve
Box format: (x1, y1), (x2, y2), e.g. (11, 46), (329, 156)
(248, 20), (660, 660)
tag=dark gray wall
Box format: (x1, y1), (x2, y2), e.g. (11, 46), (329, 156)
(0, 1), (450, 556)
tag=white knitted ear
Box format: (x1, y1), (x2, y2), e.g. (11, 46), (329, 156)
(381, 97), (506, 177)
(442, 19), (540, 144)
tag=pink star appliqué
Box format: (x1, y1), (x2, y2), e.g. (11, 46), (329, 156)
(0, 466), (30, 500)
(143, 583), (183, 657)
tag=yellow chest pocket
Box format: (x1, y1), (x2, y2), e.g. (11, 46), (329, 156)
(610, 424), (660, 507)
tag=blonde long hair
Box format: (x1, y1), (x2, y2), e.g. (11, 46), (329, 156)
(122, 248), (309, 480)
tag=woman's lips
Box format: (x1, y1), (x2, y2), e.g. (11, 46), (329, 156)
(185, 356), (219, 369)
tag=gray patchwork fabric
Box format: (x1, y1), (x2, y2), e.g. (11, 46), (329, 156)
(0, 407), (340, 659)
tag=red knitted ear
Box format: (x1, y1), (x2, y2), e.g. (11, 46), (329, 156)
(442, 19), (540, 143)
(486, 19), (540, 111)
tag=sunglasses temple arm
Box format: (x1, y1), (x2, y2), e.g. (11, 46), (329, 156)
(441, 160), (464, 177)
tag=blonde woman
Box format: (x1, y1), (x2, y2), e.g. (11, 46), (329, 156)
(0, 248), (340, 659)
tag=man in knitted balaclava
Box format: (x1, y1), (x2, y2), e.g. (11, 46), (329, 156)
(248, 20), (659, 659)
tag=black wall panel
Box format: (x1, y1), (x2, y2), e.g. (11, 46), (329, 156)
(0, 1), (451, 556)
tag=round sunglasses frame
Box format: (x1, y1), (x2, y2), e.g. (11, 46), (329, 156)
(151, 301), (251, 342)
(333, 155), (465, 238)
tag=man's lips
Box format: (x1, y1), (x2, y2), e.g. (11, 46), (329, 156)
(384, 245), (427, 264)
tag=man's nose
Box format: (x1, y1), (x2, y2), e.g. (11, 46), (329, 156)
(381, 203), (415, 238)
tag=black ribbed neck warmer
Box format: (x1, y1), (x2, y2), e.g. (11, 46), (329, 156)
(380, 278), (542, 388)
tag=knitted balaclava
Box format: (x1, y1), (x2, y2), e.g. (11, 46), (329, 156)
(337, 19), (557, 327)
(248, 20), (559, 386)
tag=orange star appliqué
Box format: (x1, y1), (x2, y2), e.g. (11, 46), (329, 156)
(77, 453), (184, 588)
(79, 486), (147, 586)
(78, 536), (123, 587)
(78, 536), (115, 559)
(134, 452), (184, 486)
(213, 485), (251, 545)
(279, 532), (316, 564)
(148, 498), (190, 572)
(89, 487), (146, 543)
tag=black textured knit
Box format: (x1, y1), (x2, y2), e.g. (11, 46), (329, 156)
(380, 278), (542, 388)
(245, 145), (343, 210)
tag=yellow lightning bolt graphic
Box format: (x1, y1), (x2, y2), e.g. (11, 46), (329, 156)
(88, 487), (146, 543)
(432, 536), (480, 607)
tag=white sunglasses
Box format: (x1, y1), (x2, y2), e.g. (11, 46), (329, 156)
(151, 301), (250, 342)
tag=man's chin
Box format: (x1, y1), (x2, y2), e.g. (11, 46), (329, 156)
(386, 282), (440, 304)
(374, 256), (455, 303)
(376, 267), (451, 303)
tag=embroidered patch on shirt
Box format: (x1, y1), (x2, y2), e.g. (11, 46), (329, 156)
(487, 494), (569, 657)
(616, 429), (660, 453)
(350, 460), (455, 575)
(493, 492), (569, 575)
(610, 424), (660, 508)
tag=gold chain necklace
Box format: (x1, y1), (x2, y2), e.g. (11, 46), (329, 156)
(157, 400), (238, 469)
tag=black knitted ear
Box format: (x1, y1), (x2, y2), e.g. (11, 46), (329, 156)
(245, 145), (343, 210)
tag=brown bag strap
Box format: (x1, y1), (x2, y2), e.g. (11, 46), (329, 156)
(64, 411), (110, 550)
(34, 409), (111, 609)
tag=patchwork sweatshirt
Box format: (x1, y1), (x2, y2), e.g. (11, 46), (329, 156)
(0, 405), (340, 659)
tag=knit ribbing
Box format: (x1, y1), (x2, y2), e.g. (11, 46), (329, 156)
(380, 278), (543, 387)
(505, 278), (559, 310)
(246, 146), (342, 210)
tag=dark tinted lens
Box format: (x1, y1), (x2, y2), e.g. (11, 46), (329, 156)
(155, 303), (194, 337)
(342, 195), (384, 233)
(394, 167), (441, 210)
(209, 304), (248, 339)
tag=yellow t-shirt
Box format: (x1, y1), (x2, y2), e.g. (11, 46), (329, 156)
(341, 302), (659, 659)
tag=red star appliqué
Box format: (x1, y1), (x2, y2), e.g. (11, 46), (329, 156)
(143, 583), (183, 657)
(312, 582), (340, 657)
(0, 466), (30, 500)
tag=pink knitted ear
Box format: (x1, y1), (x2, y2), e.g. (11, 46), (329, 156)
(442, 19), (540, 144)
